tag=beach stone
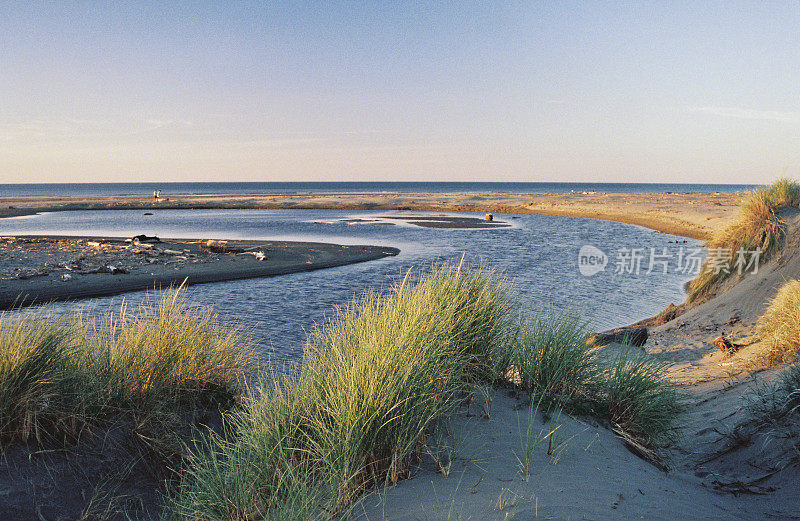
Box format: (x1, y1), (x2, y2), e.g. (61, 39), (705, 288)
(588, 326), (648, 347)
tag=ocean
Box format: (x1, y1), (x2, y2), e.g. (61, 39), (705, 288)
(0, 181), (760, 198)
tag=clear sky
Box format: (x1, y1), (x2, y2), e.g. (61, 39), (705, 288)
(2, 2), (799, 184)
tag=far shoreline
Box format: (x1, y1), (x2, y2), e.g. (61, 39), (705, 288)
(0, 191), (744, 240)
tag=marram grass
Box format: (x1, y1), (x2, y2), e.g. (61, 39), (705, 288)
(757, 279), (800, 364)
(597, 347), (681, 447)
(688, 178), (800, 302)
(0, 266), (682, 520)
(503, 311), (681, 447)
(0, 312), (81, 446)
(0, 289), (256, 450)
(507, 310), (597, 398)
(168, 264), (515, 518)
(169, 265), (681, 521)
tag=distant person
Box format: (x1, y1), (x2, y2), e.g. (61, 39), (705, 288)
(156, 190), (162, 199)
(153, 190), (158, 200)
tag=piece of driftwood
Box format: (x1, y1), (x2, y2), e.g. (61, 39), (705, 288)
(588, 327), (648, 347)
(713, 335), (739, 356)
(132, 234), (161, 244)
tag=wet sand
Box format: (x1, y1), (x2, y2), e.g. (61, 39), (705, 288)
(0, 191), (746, 239)
(0, 236), (398, 309)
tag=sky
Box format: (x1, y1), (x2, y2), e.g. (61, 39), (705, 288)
(1, 1), (799, 184)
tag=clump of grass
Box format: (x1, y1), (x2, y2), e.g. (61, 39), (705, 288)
(689, 178), (800, 302)
(502, 312), (681, 449)
(0, 289), (256, 452)
(596, 348), (682, 448)
(748, 363), (800, 422)
(89, 291), (255, 415)
(169, 264), (515, 519)
(507, 311), (597, 398)
(756, 279), (800, 364)
(84, 290), (257, 454)
(0, 312), (82, 446)
(170, 267), (683, 520)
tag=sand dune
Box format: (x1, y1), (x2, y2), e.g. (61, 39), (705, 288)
(355, 208), (800, 520)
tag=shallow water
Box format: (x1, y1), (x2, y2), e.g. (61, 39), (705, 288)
(0, 208), (702, 363)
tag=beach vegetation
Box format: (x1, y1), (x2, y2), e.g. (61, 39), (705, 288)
(168, 265), (682, 520)
(756, 279), (800, 364)
(596, 347), (681, 448)
(506, 310), (597, 399)
(168, 264), (515, 518)
(502, 311), (681, 448)
(688, 178), (800, 302)
(0, 263), (685, 519)
(0, 288), (256, 451)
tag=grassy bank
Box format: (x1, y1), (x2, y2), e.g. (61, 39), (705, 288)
(0, 289), (257, 521)
(0, 290), (256, 451)
(0, 266), (682, 519)
(688, 179), (800, 302)
(757, 279), (800, 364)
(169, 266), (681, 520)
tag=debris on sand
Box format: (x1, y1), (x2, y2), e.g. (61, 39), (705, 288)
(202, 240), (243, 254)
(131, 234), (161, 244)
(242, 251), (266, 261)
(713, 335), (739, 357)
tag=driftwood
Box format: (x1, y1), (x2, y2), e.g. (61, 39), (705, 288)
(132, 234), (161, 244)
(588, 327), (648, 347)
(713, 335), (739, 357)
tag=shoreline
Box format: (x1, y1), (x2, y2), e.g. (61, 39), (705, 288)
(0, 191), (745, 239)
(0, 236), (398, 309)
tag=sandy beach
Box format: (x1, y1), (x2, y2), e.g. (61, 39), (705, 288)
(0, 190), (745, 239)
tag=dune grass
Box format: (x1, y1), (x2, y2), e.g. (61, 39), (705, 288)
(597, 348), (681, 447)
(169, 265), (515, 518)
(748, 363), (800, 423)
(503, 311), (681, 447)
(169, 266), (682, 520)
(507, 311), (597, 398)
(0, 312), (82, 446)
(0, 266), (683, 519)
(688, 178), (800, 302)
(0, 289), (256, 451)
(756, 279), (800, 364)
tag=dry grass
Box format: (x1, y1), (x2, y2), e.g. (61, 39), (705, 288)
(756, 279), (800, 364)
(688, 179), (800, 302)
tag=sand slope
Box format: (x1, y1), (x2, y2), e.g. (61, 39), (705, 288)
(354, 391), (767, 521)
(356, 211), (800, 520)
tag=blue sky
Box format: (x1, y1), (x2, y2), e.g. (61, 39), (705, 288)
(1, 2), (799, 183)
